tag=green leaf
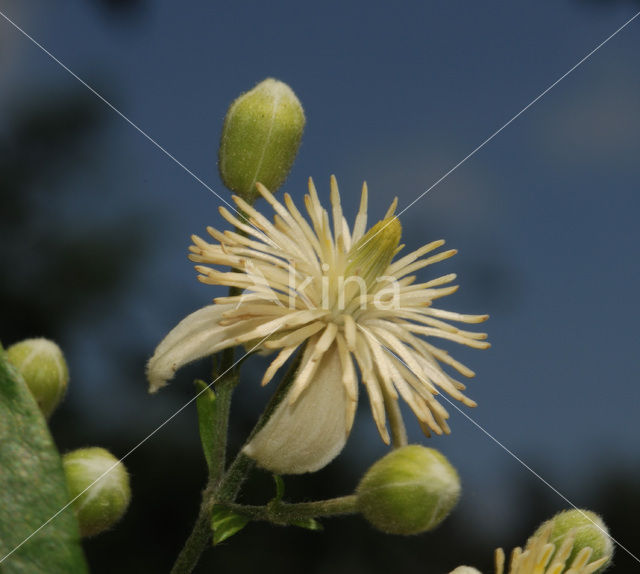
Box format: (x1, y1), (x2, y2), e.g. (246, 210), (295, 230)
(211, 505), (249, 545)
(291, 518), (323, 531)
(194, 380), (217, 475)
(0, 350), (88, 573)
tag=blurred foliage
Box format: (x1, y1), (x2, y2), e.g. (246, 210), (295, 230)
(0, 89), (146, 343)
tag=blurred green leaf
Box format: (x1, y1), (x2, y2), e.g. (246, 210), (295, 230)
(211, 505), (249, 546)
(0, 350), (88, 573)
(194, 380), (217, 475)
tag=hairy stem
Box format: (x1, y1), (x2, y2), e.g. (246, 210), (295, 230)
(169, 498), (214, 574)
(172, 329), (305, 572)
(170, 454), (255, 574)
(224, 495), (358, 525)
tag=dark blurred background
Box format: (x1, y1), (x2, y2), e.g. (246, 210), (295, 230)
(1, 0), (639, 572)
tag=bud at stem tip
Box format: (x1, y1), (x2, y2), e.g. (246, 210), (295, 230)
(219, 78), (305, 202)
(356, 445), (460, 535)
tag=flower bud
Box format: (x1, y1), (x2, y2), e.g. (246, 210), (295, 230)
(533, 509), (613, 572)
(449, 568), (482, 574)
(63, 447), (131, 537)
(356, 445), (461, 535)
(347, 216), (402, 289)
(218, 78), (305, 202)
(6, 338), (69, 418)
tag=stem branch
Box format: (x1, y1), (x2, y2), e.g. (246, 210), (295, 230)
(224, 495), (358, 525)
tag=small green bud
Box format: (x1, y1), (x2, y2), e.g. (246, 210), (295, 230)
(6, 338), (69, 418)
(63, 447), (131, 537)
(218, 78), (305, 202)
(347, 216), (402, 288)
(534, 509), (613, 572)
(356, 445), (461, 535)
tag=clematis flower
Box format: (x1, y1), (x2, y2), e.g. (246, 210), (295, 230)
(147, 176), (489, 474)
(492, 522), (611, 574)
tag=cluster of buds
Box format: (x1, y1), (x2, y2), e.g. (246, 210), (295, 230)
(7, 338), (131, 538)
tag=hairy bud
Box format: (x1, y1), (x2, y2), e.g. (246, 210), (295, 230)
(219, 78), (305, 202)
(63, 447), (131, 537)
(6, 338), (68, 418)
(534, 509), (613, 572)
(356, 445), (460, 535)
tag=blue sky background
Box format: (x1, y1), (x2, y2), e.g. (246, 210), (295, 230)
(1, 0), (639, 563)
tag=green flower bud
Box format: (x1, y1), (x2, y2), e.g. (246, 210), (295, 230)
(63, 447), (131, 537)
(356, 445), (461, 535)
(6, 338), (69, 418)
(533, 509), (613, 572)
(346, 216), (402, 289)
(218, 78), (305, 202)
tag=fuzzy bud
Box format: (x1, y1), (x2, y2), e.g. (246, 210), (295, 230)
(356, 445), (461, 535)
(6, 338), (69, 418)
(63, 447), (131, 537)
(534, 509), (613, 572)
(218, 78), (305, 202)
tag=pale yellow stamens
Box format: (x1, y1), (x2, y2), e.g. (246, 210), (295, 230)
(146, 176), (490, 472)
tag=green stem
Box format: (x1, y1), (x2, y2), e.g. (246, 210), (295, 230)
(169, 498), (214, 574)
(224, 495), (358, 525)
(215, 453), (254, 503)
(383, 390), (407, 449)
(169, 455), (255, 574)
(172, 324), (305, 572)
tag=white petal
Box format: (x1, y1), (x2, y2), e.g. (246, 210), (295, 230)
(146, 304), (234, 393)
(243, 343), (355, 474)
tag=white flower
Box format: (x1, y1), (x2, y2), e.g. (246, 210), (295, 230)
(147, 176), (489, 473)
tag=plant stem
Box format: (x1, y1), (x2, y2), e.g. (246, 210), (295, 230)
(383, 390), (407, 449)
(169, 497), (214, 574)
(224, 495), (358, 525)
(215, 453), (254, 503)
(171, 334), (303, 572)
(170, 455), (255, 574)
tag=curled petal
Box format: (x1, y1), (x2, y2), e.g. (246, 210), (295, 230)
(146, 304), (235, 393)
(243, 343), (356, 474)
